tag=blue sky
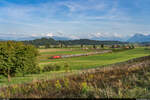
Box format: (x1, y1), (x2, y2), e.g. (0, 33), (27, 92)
(0, 0), (150, 39)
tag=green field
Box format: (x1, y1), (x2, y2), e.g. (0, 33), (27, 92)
(38, 48), (104, 61)
(0, 47), (150, 87)
(39, 48), (150, 70)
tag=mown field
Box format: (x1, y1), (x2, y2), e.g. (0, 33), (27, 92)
(0, 47), (150, 88)
(38, 48), (101, 61)
(39, 47), (150, 70)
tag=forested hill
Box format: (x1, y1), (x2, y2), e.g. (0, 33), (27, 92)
(22, 37), (128, 46)
(23, 37), (59, 46)
(58, 39), (128, 45)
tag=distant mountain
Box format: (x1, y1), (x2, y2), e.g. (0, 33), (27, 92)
(90, 36), (125, 41)
(51, 36), (71, 40)
(127, 33), (150, 43)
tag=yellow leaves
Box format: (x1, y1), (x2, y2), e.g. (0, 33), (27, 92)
(0, 92), (5, 98)
(55, 80), (62, 90)
(81, 82), (89, 94)
(64, 78), (69, 89)
(12, 84), (18, 89)
(87, 74), (94, 81)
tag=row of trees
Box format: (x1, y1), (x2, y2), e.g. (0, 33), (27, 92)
(22, 38), (128, 48)
(45, 44), (134, 49)
(0, 41), (39, 82)
(111, 44), (135, 49)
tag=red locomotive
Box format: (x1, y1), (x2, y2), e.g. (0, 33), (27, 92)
(52, 56), (61, 59)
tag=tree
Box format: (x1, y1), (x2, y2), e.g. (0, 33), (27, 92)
(101, 44), (104, 48)
(122, 44), (126, 48)
(0, 41), (39, 82)
(117, 45), (120, 48)
(131, 45), (135, 49)
(45, 43), (50, 48)
(112, 45), (115, 48)
(93, 45), (96, 49)
(81, 44), (83, 48)
(65, 44), (68, 48)
(60, 43), (63, 48)
(0, 41), (15, 82)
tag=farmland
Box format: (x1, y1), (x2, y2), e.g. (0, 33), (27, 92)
(1, 53), (150, 98)
(39, 47), (150, 70)
(0, 47), (149, 85)
(0, 44), (150, 98)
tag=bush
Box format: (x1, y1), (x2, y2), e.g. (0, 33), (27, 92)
(55, 64), (61, 71)
(64, 63), (70, 72)
(144, 48), (150, 50)
(0, 41), (39, 81)
(42, 64), (61, 72)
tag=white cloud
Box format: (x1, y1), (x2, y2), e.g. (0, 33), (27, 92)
(87, 32), (124, 39)
(113, 33), (124, 38)
(60, 0), (107, 12)
(46, 33), (53, 37)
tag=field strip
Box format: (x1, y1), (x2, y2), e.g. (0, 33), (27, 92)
(39, 50), (112, 63)
(60, 50), (112, 58)
(56, 55), (150, 80)
(39, 48), (72, 53)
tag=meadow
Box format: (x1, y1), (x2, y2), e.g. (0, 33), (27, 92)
(1, 54), (150, 98)
(39, 47), (150, 70)
(0, 46), (150, 88)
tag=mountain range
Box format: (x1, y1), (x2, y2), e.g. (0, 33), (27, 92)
(90, 36), (124, 41)
(127, 33), (150, 43)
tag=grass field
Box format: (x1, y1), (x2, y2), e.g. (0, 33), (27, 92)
(0, 47), (149, 87)
(38, 48), (103, 61)
(39, 48), (150, 70)
(1, 54), (150, 98)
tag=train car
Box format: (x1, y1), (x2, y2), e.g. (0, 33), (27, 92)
(51, 56), (61, 59)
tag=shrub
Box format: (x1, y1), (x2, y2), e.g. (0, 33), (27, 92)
(42, 64), (61, 72)
(0, 41), (39, 81)
(42, 64), (54, 72)
(55, 64), (61, 71)
(64, 63), (70, 72)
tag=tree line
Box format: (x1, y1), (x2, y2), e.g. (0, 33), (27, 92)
(22, 37), (128, 48)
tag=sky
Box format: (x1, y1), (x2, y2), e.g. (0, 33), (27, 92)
(0, 0), (150, 40)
